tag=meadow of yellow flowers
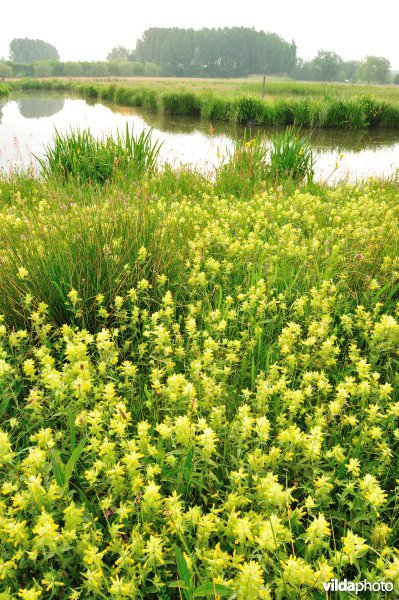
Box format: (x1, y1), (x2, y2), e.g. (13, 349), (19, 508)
(0, 172), (399, 598)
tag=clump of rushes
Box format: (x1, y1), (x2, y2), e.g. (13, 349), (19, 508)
(161, 91), (201, 116)
(268, 125), (315, 183)
(36, 124), (162, 185)
(0, 83), (11, 97)
(216, 127), (315, 195)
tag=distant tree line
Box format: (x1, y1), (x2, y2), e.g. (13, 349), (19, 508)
(0, 59), (160, 78)
(296, 50), (392, 84)
(9, 38), (59, 62)
(2, 34), (396, 84)
(131, 27), (297, 77)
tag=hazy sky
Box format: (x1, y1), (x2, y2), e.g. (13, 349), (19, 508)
(2, 0), (399, 69)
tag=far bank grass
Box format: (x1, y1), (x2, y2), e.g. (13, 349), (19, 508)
(12, 75), (399, 103)
(9, 78), (399, 129)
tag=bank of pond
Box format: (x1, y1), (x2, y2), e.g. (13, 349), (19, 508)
(6, 78), (399, 129)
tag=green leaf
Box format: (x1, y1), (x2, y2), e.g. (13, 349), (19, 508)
(144, 384), (152, 402)
(174, 545), (192, 597)
(51, 279), (68, 305)
(64, 438), (86, 484)
(168, 580), (190, 590)
(0, 395), (10, 420)
(50, 450), (65, 487)
(183, 446), (194, 481)
(194, 582), (233, 597)
(69, 413), (76, 450)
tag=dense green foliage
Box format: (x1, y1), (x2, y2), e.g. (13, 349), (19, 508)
(9, 38), (60, 63)
(1, 148), (399, 596)
(0, 62), (13, 78)
(133, 27), (297, 77)
(296, 53), (391, 84)
(358, 56), (391, 84)
(107, 46), (132, 62)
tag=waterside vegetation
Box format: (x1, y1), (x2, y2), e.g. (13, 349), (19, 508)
(6, 78), (399, 129)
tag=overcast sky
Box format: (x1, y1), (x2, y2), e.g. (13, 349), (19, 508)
(1, 0), (399, 69)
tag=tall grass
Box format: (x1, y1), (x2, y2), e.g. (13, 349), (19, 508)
(161, 91), (201, 116)
(215, 133), (269, 196)
(35, 124), (162, 184)
(0, 83), (11, 97)
(0, 189), (194, 328)
(9, 79), (399, 128)
(268, 126), (315, 183)
(216, 127), (315, 195)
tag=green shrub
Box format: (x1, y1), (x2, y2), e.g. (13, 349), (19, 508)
(380, 104), (399, 127)
(358, 95), (387, 127)
(291, 99), (312, 127)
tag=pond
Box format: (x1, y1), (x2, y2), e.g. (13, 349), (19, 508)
(1, 92), (399, 182)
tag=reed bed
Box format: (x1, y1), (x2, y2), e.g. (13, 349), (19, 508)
(11, 79), (399, 128)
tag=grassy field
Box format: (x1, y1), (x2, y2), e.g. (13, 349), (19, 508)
(1, 130), (399, 598)
(103, 77), (399, 105)
(11, 75), (399, 103)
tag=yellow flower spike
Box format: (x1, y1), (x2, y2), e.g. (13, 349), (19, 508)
(17, 267), (29, 280)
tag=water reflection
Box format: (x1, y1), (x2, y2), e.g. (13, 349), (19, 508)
(1, 92), (399, 181)
(17, 96), (65, 119)
(112, 103), (399, 154)
(0, 97), (6, 125)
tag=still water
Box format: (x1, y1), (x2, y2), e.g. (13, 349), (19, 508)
(1, 92), (399, 182)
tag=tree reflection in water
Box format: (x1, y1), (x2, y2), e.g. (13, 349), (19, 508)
(17, 96), (65, 119)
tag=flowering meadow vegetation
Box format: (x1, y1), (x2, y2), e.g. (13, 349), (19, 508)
(0, 130), (399, 598)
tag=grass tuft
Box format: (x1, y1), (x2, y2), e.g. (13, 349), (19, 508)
(35, 125), (162, 185)
(268, 126), (315, 183)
